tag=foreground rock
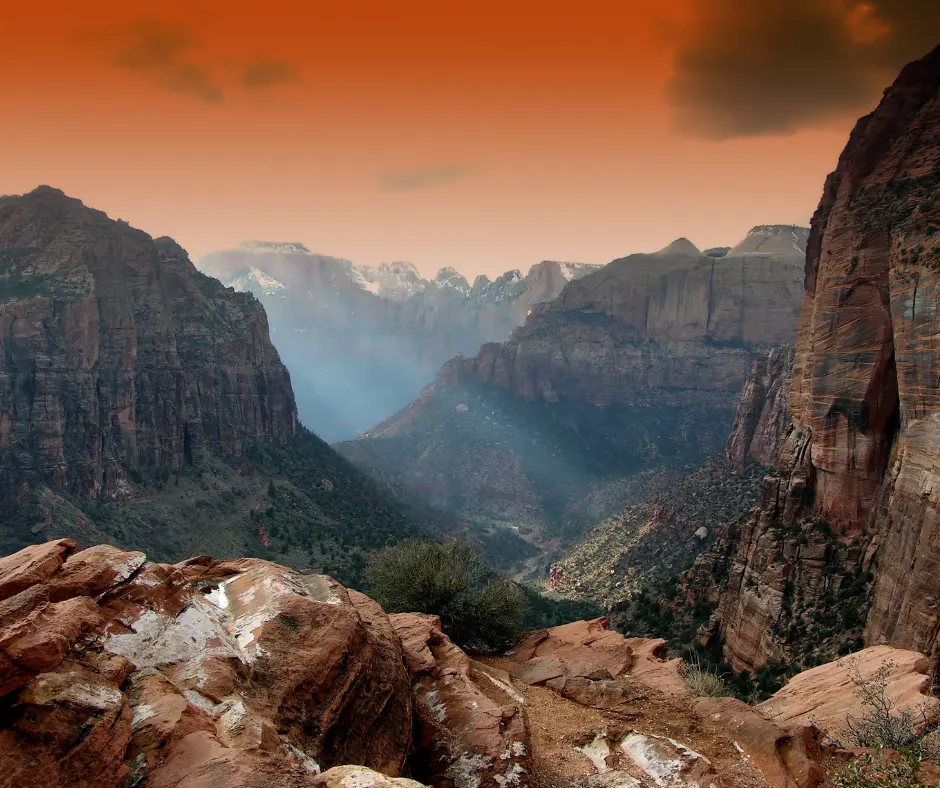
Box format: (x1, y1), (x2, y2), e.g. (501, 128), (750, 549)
(757, 646), (940, 738)
(391, 613), (530, 788)
(506, 619), (688, 704)
(0, 540), (412, 787)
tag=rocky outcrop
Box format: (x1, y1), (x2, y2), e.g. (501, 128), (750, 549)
(199, 244), (600, 441)
(677, 46), (940, 674)
(725, 347), (795, 468)
(0, 187), (296, 499)
(757, 645), (940, 737)
(391, 613), (530, 788)
(0, 539), (413, 787)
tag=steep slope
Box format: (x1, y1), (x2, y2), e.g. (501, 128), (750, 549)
(0, 189), (429, 584)
(198, 245), (600, 440)
(340, 228), (806, 565)
(675, 45), (940, 676)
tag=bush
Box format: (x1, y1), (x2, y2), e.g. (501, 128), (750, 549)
(681, 653), (730, 698)
(830, 659), (937, 758)
(368, 539), (527, 653)
(829, 750), (923, 787)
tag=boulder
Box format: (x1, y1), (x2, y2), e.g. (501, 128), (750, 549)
(695, 697), (823, 788)
(390, 613), (530, 788)
(312, 765), (427, 788)
(0, 540), (415, 788)
(510, 618), (634, 682)
(757, 646), (940, 738)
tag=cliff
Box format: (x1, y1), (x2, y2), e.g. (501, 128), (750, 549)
(0, 190), (428, 585)
(441, 230), (806, 408)
(0, 187), (296, 498)
(339, 228), (806, 566)
(679, 45), (940, 674)
(198, 245), (600, 441)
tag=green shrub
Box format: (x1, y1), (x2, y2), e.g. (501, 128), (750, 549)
(829, 750), (923, 787)
(368, 539), (527, 653)
(681, 653), (730, 698)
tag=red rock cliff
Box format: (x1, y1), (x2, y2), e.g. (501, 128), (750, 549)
(689, 46), (940, 673)
(0, 188), (297, 498)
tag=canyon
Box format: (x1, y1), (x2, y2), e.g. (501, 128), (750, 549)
(339, 227), (807, 567)
(198, 243), (600, 441)
(0, 189), (431, 585)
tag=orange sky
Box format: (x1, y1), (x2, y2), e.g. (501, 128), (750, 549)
(0, 1), (921, 277)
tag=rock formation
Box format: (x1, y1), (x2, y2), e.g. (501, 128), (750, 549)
(676, 45), (940, 674)
(725, 347), (795, 468)
(198, 243), (600, 441)
(2, 539), (936, 787)
(340, 227), (806, 564)
(0, 190), (429, 583)
(0, 187), (296, 499)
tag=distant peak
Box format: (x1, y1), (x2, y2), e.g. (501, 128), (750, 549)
(727, 225), (809, 256)
(28, 185), (69, 198)
(239, 241), (311, 255)
(655, 237), (702, 257)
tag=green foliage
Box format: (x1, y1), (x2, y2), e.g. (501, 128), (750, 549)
(520, 587), (602, 631)
(830, 751), (924, 788)
(681, 653), (730, 698)
(368, 539), (527, 653)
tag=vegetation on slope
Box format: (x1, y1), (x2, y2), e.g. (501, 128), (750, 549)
(0, 427), (437, 588)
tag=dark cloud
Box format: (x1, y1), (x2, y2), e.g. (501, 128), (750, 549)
(83, 19), (223, 102)
(380, 165), (476, 191)
(82, 19), (301, 102)
(668, 0), (940, 138)
(241, 58), (300, 88)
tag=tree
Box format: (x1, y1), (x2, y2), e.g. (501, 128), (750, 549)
(368, 539), (527, 653)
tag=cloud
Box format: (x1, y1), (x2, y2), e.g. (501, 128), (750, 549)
(82, 19), (301, 102)
(83, 19), (223, 102)
(380, 165), (476, 191)
(241, 58), (300, 88)
(667, 0), (940, 138)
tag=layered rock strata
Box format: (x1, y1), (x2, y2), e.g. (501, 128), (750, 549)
(0, 187), (296, 498)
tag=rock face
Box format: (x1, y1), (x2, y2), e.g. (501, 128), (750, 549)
(439, 230), (805, 410)
(725, 347), (795, 468)
(756, 645), (940, 738)
(199, 244), (600, 441)
(0, 188), (296, 499)
(0, 539), (413, 787)
(340, 228), (805, 564)
(677, 46), (940, 674)
(391, 613), (530, 788)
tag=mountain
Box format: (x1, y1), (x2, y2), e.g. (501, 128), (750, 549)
(339, 226), (807, 568)
(0, 188), (430, 585)
(659, 45), (940, 678)
(198, 245), (601, 441)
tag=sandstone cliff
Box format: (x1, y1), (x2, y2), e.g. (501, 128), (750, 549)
(0, 187), (296, 498)
(199, 244), (599, 441)
(0, 190), (429, 584)
(676, 45), (940, 675)
(339, 228), (806, 567)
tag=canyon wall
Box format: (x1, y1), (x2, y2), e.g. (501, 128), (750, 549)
(0, 187), (297, 498)
(683, 45), (940, 673)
